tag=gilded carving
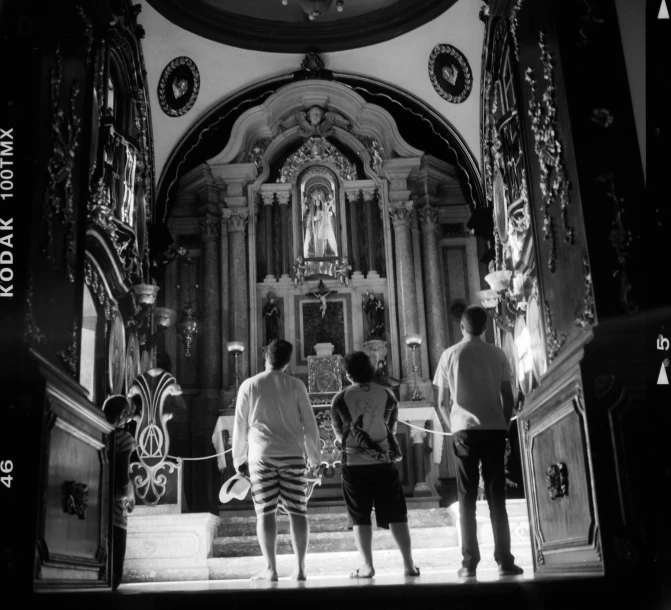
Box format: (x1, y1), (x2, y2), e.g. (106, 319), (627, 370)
(85, 260), (114, 320)
(355, 135), (384, 173)
(316, 410), (342, 470)
(524, 32), (574, 273)
(418, 206), (440, 233)
(57, 320), (79, 378)
(575, 252), (596, 327)
(43, 45), (82, 282)
(543, 300), (566, 363)
(24, 273), (45, 344)
(76, 5), (94, 67)
(509, 0), (525, 61)
(594, 173), (638, 314)
(279, 105), (351, 138)
(62, 480), (88, 519)
(536, 548), (545, 565)
(277, 137), (357, 184)
(546, 462), (568, 500)
(245, 137), (272, 171)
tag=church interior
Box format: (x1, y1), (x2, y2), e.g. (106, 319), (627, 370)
(1, 0), (668, 607)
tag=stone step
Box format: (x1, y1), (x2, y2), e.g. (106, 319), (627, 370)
(217, 507), (455, 538)
(213, 526), (459, 558)
(207, 544), (534, 580)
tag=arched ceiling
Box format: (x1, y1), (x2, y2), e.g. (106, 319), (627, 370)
(144, 0), (459, 53)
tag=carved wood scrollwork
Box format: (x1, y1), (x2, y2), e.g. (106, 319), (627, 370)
(24, 273), (45, 344)
(546, 462), (568, 500)
(62, 480), (88, 519)
(42, 45), (82, 283)
(57, 320), (79, 378)
(524, 32), (575, 274)
(85, 260), (114, 321)
(509, 0), (524, 61)
(543, 300), (566, 362)
(575, 252), (596, 327)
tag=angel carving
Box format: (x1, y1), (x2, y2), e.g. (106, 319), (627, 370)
(280, 105), (351, 138)
(334, 257), (352, 287)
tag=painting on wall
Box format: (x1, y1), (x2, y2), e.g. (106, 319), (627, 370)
(295, 294), (352, 365)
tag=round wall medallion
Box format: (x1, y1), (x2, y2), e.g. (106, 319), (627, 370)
(125, 333), (142, 394)
(158, 56), (200, 117)
(428, 44), (473, 103)
(108, 311), (126, 394)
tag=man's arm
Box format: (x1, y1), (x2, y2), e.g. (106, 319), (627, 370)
(330, 394), (344, 445)
(232, 384), (250, 472)
(297, 383), (322, 468)
(437, 385), (452, 432)
(501, 382), (515, 428)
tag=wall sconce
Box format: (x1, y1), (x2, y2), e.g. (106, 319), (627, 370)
(404, 334), (424, 401)
(175, 306), (200, 358)
(477, 269), (529, 333)
(130, 282), (161, 330)
(228, 341), (245, 408)
(140, 307), (178, 350)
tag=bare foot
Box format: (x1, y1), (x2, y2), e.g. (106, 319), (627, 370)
(350, 566), (375, 579)
(404, 565), (420, 577)
(291, 568), (307, 581)
(250, 568), (278, 581)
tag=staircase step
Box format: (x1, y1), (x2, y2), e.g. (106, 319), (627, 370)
(217, 507), (456, 537)
(207, 544), (534, 580)
(213, 526), (458, 557)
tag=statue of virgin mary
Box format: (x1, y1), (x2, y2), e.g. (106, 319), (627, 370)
(304, 189), (338, 258)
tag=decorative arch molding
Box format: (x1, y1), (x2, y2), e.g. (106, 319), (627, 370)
(206, 79), (424, 183)
(156, 72), (482, 223)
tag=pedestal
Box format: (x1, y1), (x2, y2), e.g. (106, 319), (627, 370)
(124, 513), (221, 582)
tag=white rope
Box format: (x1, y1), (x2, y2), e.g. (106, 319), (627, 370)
(398, 415), (518, 437)
(166, 447), (232, 461)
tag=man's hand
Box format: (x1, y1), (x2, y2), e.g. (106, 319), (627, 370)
(237, 462), (250, 477)
(307, 459), (320, 472)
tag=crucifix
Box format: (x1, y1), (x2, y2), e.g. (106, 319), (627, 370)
(308, 280), (337, 319)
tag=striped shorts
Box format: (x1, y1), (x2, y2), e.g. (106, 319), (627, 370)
(249, 456), (308, 517)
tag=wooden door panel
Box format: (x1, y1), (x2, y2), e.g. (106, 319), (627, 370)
(521, 362), (602, 575)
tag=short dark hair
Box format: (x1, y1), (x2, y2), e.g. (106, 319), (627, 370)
(266, 339), (293, 368)
(461, 305), (488, 335)
(103, 394), (132, 426)
(344, 351), (375, 384)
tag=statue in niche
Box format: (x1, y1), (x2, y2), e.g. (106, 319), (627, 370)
(263, 292), (280, 345)
(293, 256), (307, 287)
(303, 188), (338, 259)
(362, 291), (386, 340)
(334, 256), (352, 287)
(280, 105), (351, 138)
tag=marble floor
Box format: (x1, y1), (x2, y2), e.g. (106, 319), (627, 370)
(117, 568), (551, 594)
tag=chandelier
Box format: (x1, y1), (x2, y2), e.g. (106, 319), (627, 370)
(282, 0), (345, 21)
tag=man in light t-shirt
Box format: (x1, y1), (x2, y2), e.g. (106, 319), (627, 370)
(433, 305), (523, 580)
(233, 339), (321, 582)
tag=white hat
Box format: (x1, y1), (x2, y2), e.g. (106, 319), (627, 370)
(219, 473), (251, 503)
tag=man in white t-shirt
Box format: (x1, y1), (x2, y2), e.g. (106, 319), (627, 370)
(233, 339), (321, 582)
(433, 305), (524, 580)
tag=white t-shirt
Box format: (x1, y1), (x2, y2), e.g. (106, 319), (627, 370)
(232, 369), (322, 468)
(432, 335), (511, 433)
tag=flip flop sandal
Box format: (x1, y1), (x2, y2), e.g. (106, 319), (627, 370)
(350, 569), (374, 579)
(405, 567), (420, 577)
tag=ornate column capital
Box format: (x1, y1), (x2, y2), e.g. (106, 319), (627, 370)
(345, 189), (360, 202)
(226, 209), (249, 234)
(362, 188), (377, 202)
(277, 192), (291, 206)
(409, 424), (427, 444)
(418, 205), (440, 233)
(389, 201), (415, 229)
(261, 191), (275, 206)
(199, 212), (221, 241)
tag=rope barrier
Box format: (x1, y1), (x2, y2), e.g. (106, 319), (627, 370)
(162, 416), (519, 462)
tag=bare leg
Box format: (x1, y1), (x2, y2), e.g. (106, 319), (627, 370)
(288, 513), (309, 580)
(252, 512), (279, 581)
(351, 525), (375, 578)
(389, 522), (420, 576)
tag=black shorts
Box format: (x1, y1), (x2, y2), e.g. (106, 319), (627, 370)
(341, 463), (408, 529)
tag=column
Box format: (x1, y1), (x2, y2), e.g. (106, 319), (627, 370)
(226, 209), (249, 381)
(419, 206), (449, 375)
(219, 214), (230, 390)
(197, 210), (221, 391)
(389, 201), (419, 380)
(411, 212), (430, 378)
(277, 191), (291, 281)
(409, 426), (432, 497)
(345, 189), (363, 278)
(363, 188), (379, 279)
(261, 191), (275, 282)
